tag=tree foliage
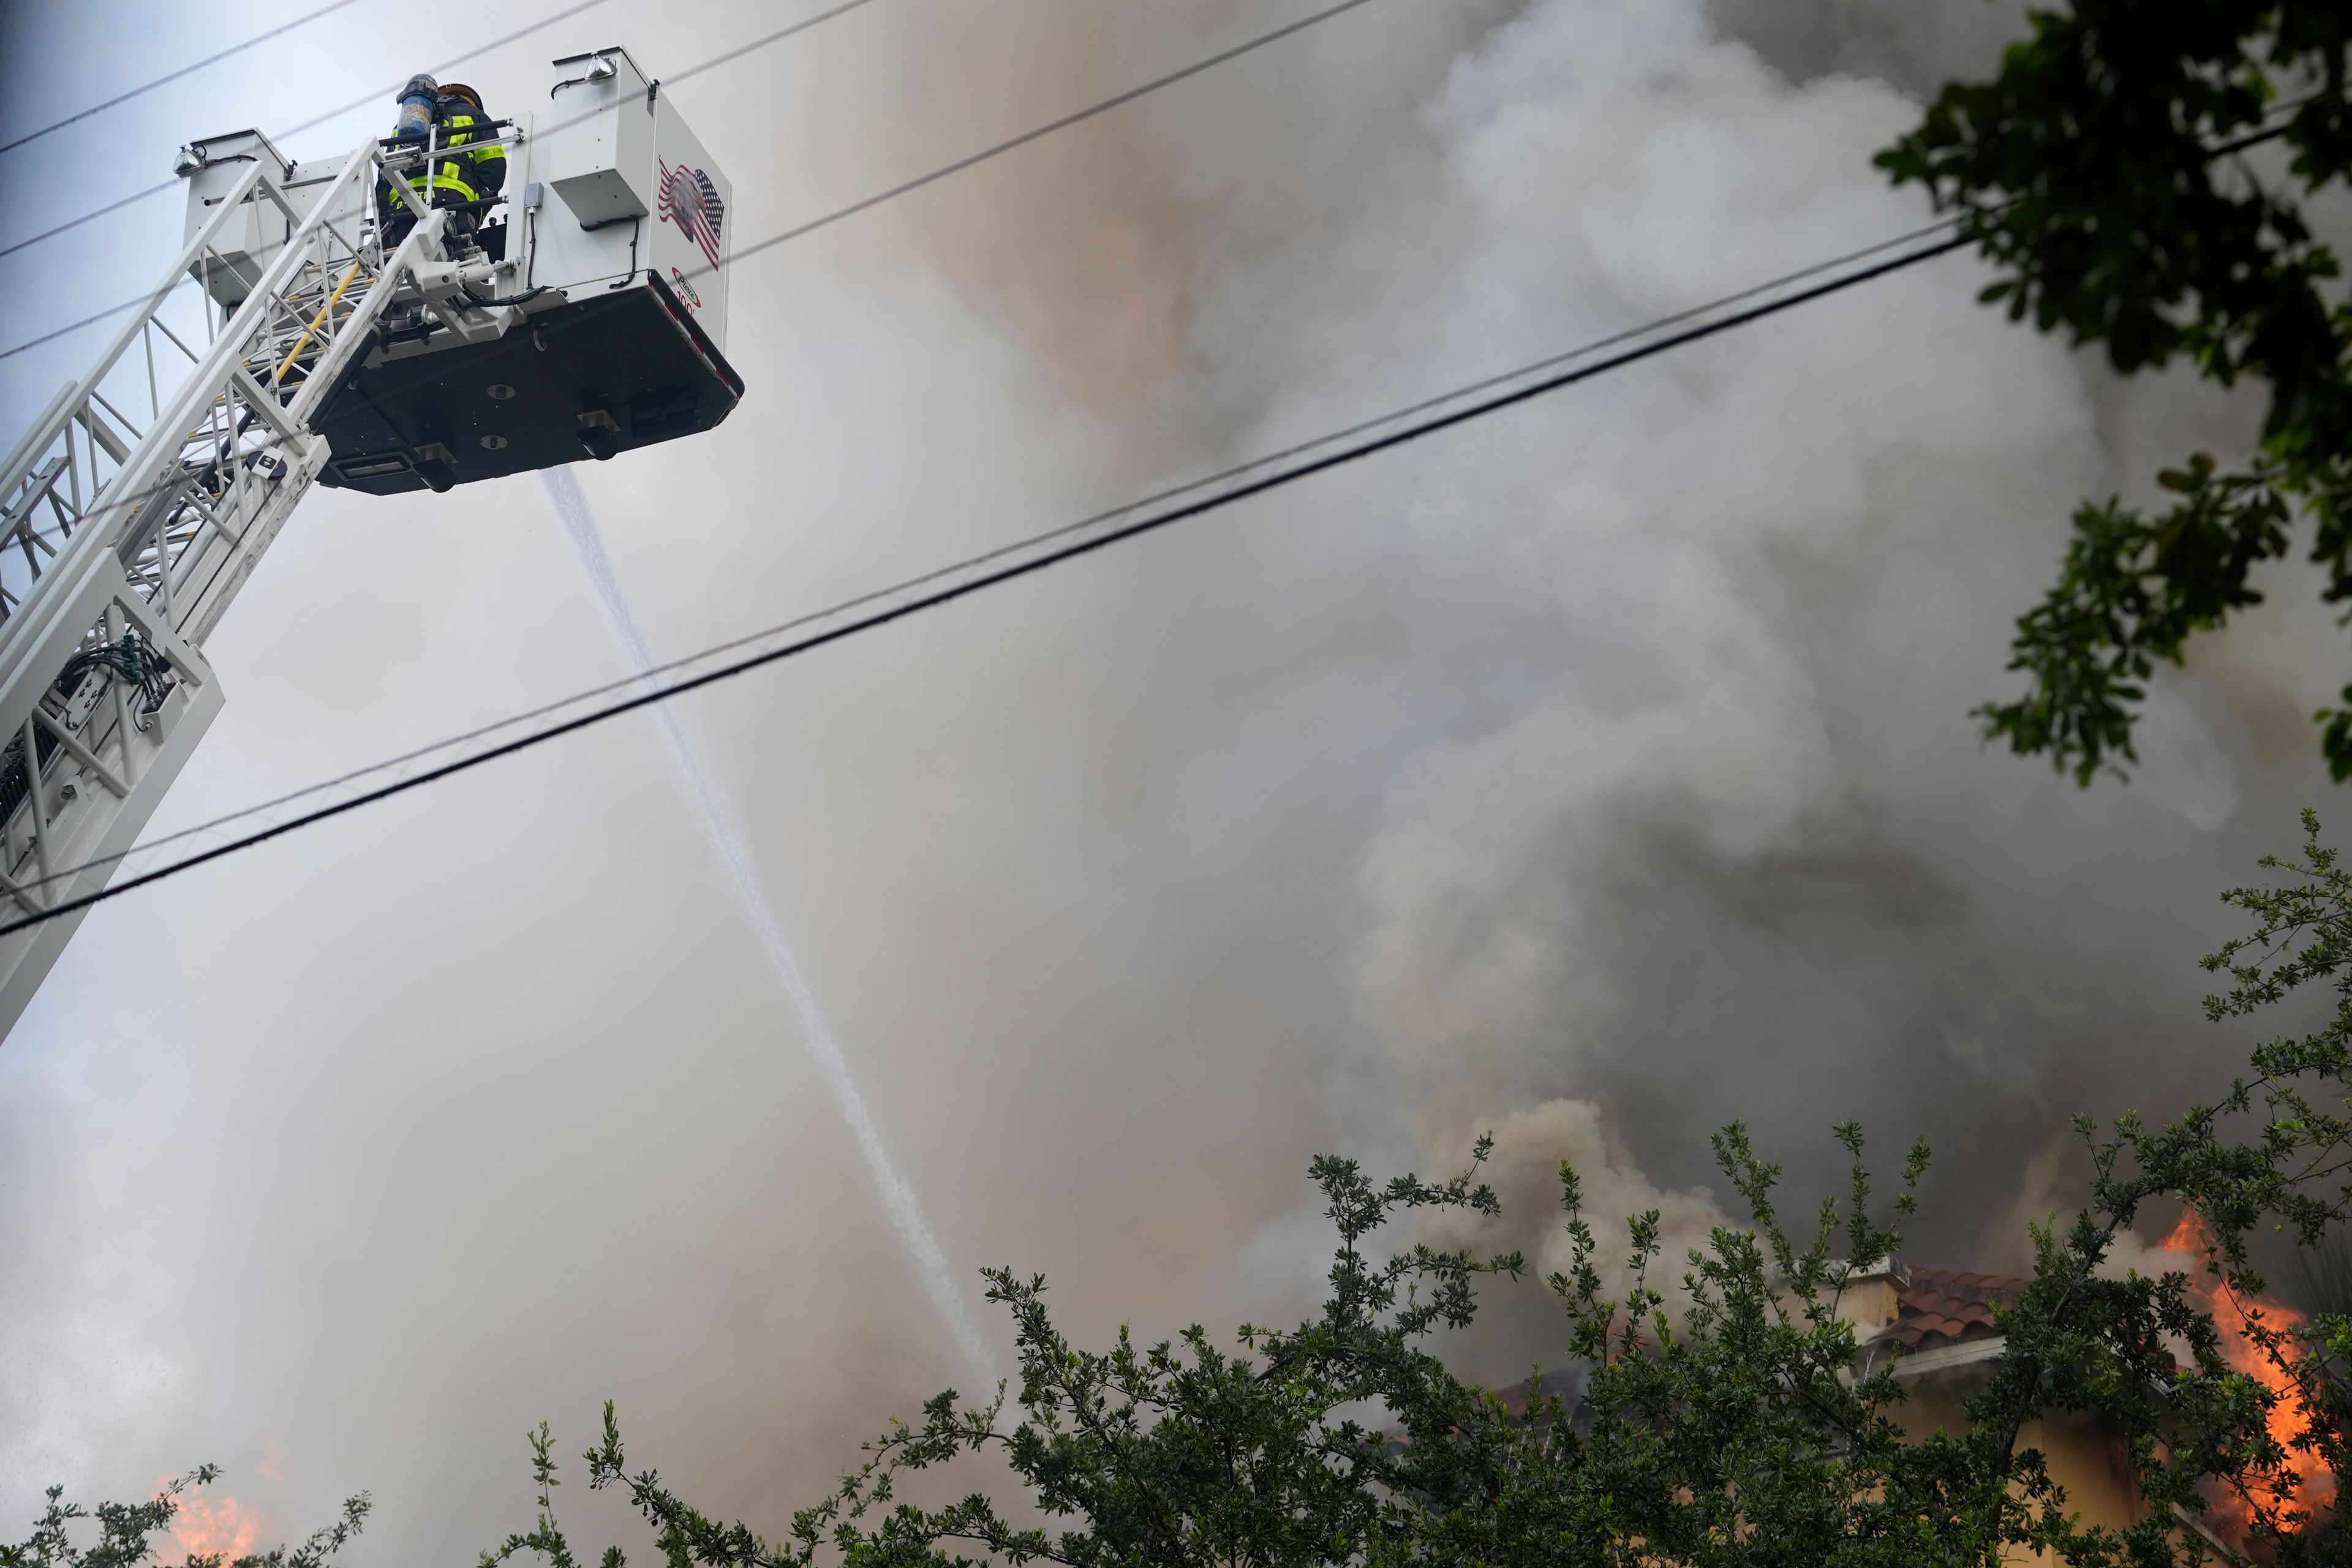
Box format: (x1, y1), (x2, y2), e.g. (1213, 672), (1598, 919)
(0, 1470), (367, 1568)
(473, 1119), (2326, 1566)
(1874, 2), (2352, 781)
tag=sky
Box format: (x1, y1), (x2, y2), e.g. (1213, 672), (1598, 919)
(0, 0), (2344, 1560)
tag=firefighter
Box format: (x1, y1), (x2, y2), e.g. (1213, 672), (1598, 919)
(378, 77), (507, 252)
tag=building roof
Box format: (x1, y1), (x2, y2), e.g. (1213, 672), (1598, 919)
(1879, 1266), (2025, 1353)
(1447, 1262), (2029, 1443)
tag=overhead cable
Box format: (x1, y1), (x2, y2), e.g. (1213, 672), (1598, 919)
(0, 0), (1359, 360)
(0, 16), (2320, 348)
(0, 219), (1972, 936)
(0, 290), (184, 364)
(273, 0), (624, 143)
(657, 0), (889, 89)
(0, 0), (891, 270)
(0, 0), (370, 158)
(0, 0), (617, 265)
(696, 0), (1381, 272)
(0, 183), (184, 267)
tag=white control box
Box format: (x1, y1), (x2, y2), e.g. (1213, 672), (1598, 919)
(527, 47), (732, 349)
(179, 130), (296, 306)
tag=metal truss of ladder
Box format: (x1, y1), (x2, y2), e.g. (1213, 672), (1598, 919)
(0, 142), (455, 1036)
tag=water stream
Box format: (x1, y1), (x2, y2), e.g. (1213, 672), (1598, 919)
(544, 466), (995, 1389)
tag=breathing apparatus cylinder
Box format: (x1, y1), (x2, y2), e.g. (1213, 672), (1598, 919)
(394, 75), (439, 141)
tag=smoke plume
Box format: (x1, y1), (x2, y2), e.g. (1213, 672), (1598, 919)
(0, 0), (2338, 1556)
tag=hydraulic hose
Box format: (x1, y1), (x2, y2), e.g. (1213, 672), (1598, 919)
(458, 282), (549, 310)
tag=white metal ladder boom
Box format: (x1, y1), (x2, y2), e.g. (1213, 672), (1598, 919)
(0, 142), (456, 1038)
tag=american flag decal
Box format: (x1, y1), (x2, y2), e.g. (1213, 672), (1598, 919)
(658, 159), (725, 270)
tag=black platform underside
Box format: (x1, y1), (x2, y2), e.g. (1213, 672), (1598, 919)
(311, 273), (743, 496)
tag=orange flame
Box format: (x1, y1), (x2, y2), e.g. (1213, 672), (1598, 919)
(2160, 1212), (2336, 1539)
(164, 1489), (260, 1565)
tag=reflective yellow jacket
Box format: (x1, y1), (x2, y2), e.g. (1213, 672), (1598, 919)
(426, 109), (506, 205)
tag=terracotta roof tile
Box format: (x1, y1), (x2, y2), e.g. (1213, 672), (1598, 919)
(1879, 1265), (2024, 1356)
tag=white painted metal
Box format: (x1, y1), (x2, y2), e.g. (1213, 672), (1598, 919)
(647, 83), (732, 345)
(0, 140), (461, 1038)
(0, 50), (736, 1041)
(526, 48), (733, 344)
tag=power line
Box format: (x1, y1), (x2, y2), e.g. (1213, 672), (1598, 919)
(272, 0), (623, 143)
(0, 0), (369, 158)
(660, 0), (889, 89)
(695, 0), (1381, 273)
(0, 0), (1360, 360)
(0, 0), (617, 266)
(0, 183), (179, 266)
(3, 19), (2320, 344)
(3, 21), (2302, 916)
(0, 290), (184, 364)
(0, 0), (889, 362)
(0, 2), (908, 522)
(0, 0), (893, 271)
(696, 54), (2329, 282)
(0, 220), (1972, 937)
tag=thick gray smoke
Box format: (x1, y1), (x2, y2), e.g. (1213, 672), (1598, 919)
(0, 0), (2337, 1558)
(1325, 0), (2321, 1300)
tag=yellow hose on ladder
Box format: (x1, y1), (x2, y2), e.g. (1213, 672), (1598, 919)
(272, 260), (366, 386)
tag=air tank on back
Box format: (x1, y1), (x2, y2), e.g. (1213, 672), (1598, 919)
(177, 46), (742, 495)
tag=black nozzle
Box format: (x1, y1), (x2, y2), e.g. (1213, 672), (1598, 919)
(411, 443), (459, 492)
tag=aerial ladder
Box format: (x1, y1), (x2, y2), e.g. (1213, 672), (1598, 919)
(0, 47), (742, 1038)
